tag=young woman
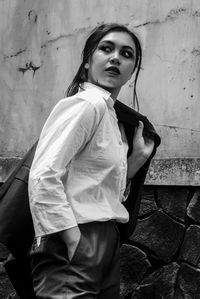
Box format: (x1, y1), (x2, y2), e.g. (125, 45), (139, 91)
(28, 23), (155, 299)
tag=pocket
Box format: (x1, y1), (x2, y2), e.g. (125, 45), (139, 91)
(69, 234), (84, 264)
(114, 222), (120, 235)
(112, 222), (121, 247)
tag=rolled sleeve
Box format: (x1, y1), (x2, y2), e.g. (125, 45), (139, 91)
(29, 95), (105, 237)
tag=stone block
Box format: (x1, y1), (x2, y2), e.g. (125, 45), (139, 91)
(120, 244), (151, 298)
(139, 186), (157, 217)
(0, 272), (17, 299)
(0, 243), (10, 261)
(157, 186), (189, 221)
(131, 262), (180, 299)
(0, 262), (5, 275)
(175, 262), (200, 298)
(130, 210), (185, 262)
(179, 225), (200, 266)
(187, 189), (200, 222)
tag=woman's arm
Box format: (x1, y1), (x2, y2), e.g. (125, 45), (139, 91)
(59, 226), (81, 261)
(29, 97), (105, 240)
(127, 121), (155, 179)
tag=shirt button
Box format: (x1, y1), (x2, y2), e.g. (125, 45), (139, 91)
(119, 141), (122, 145)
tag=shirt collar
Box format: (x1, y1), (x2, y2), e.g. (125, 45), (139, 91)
(81, 82), (115, 108)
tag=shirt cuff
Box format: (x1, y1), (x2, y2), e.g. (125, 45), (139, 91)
(31, 203), (78, 238)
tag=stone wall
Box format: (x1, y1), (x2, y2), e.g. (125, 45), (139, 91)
(1, 185), (200, 298)
(0, 243), (16, 298)
(120, 185), (200, 298)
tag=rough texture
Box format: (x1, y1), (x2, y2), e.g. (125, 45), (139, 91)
(146, 158), (200, 186)
(179, 225), (200, 267)
(138, 186), (157, 216)
(120, 185), (200, 298)
(175, 263), (200, 298)
(120, 244), (151, 298)
(187, 189), (200, 221)
(130, 210), (185, 262)
(157, 186), (189, 221)
(0, 244), (18, 298)
(131, 263), (180, 299)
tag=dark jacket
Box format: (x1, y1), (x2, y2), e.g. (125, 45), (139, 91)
(0, 100), (160, 298)
(114, 100), (160, 242)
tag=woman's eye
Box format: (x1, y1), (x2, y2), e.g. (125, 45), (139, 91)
(122, 51), (133, 58)
(100, 46), (112, 53)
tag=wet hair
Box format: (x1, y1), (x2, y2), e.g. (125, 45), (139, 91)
(66, 23), (142, 110)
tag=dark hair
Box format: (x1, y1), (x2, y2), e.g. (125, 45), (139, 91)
(66, 23), (142, 110)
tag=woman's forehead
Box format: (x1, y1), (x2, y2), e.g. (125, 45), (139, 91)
(99, 31), (136, 50)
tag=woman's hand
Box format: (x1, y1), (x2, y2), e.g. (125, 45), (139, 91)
(127, 121), (155, 179)
(59, 226), (81, 261)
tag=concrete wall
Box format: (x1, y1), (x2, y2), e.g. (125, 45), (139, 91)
(0, 0), (200, 182)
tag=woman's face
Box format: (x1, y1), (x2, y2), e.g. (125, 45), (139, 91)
(86, 31), (137, 98)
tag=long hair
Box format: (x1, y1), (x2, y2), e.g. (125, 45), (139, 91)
(66, 23), (142, 110)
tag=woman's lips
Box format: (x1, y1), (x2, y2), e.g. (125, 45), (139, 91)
(105, 66), (120, 75)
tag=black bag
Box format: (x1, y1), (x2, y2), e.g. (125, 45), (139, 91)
(0, 142), (37, 258)
(0, 143), (38, 297)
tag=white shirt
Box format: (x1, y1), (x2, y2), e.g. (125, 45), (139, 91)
(28, 82), (129, 238)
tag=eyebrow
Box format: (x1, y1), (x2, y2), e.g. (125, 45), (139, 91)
(99, 40), (135, 53)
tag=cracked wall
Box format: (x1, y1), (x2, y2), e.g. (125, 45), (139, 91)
(0, 1), (199, 180)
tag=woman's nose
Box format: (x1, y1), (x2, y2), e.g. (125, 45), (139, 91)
(110, 52), (120, 65)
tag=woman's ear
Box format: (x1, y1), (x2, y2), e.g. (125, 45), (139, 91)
(84, 62), (89, 69)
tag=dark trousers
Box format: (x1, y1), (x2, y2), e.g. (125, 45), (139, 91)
(30, 221), (120, 299)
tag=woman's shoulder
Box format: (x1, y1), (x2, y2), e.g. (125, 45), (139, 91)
(61, 89), (107, 116)
(77, 88), (107, 109)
